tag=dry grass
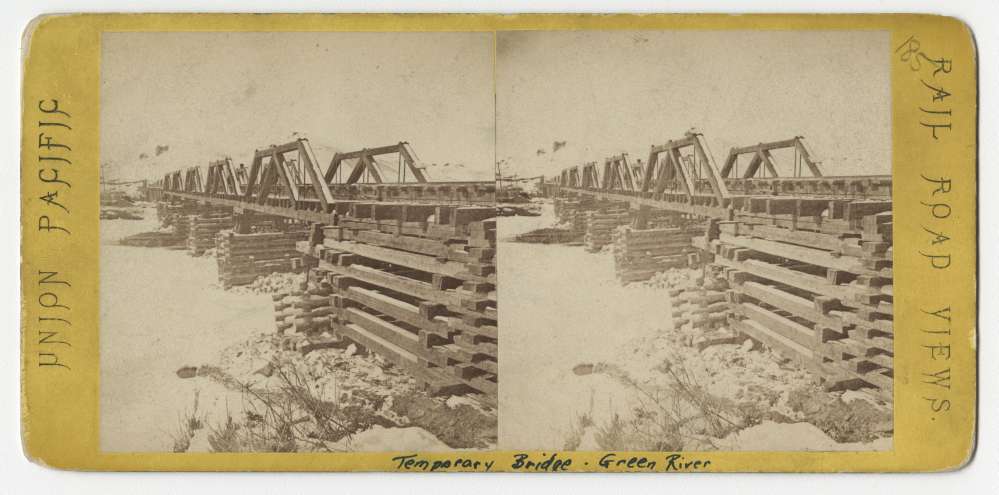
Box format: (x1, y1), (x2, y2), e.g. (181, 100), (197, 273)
(204, 358), (353, 453)
(170, 390), (206, 453)
(565, 358), (740, 451)
(562, 413), (595, 450)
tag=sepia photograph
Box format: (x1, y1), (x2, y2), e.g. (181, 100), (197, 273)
(99, 31), (498, 453)
(496, 30), (894, 452)
(13, 5), (986, 484)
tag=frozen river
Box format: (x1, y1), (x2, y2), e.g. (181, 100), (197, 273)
(497, 205), (675, 450)
(99, 208), (272, 452)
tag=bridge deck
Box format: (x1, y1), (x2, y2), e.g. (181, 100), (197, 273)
(558, 174), (892, 236)
(153, 180), (497, 223)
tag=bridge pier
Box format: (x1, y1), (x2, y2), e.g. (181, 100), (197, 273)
(282, 201), (498, 399)
(611, 223), (705, 283)
(700, 211), (893, 399)
(583, 208), (630, 252)
(185, 206), (234, 256)
(216, 230), (309, 288)
(555, 190), (632, 242)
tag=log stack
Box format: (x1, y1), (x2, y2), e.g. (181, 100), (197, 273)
(670, 286), (730, 332)
(553, 197), (588, 238)
(156, 201), (197, 225)
(299, 202), (498, 399)
(612, 226), (702, 283)
(216, 230), (308, 288)
(704, 200), (894, 399)
(512, 227), (576, 244)
(272, 273), (335, 336)
(187, 212), (234, 255)
(554, 195), (631, 243)
(118, 231), (185, 248)
(172, 214), (193, 245)
(584, 209), (631, 252)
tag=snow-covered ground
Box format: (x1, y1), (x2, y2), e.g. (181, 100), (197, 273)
(100, 207), (274, 452)
(498, 204), (676, 449)
(716, 421), (891, 451)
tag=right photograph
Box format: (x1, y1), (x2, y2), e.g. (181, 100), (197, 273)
(496, 30), (894, 452)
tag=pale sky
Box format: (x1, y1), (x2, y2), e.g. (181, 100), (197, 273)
(101, 32), (495, 182)
(102, 30), (890, 185)
(496, 30), (890, 180)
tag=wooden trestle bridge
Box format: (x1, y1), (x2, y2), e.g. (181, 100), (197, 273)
(146, 139), (498, 399)
(549, 132), (894, 399)
(142, 131), (893, 402)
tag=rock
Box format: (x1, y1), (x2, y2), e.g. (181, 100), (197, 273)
(740, 338), (756, 353)
(841, 390), (881, 407)
(344, 343), (357, 357)
(366, 365), (386, 380)
(253, 362), (274, 377)
(176, 366), (198, 379)
(445, 395), (479, 409)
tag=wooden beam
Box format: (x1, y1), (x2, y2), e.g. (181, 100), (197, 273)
(273, 151), (301, 202)
(298, 140), (334, 211)
(323, 239), (471, 278)
(719, 232), (873, 274)
(760, 149), (779, 177)
(690, 133), (731, 204)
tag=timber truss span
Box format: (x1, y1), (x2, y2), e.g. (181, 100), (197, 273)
(551, 132), (895, 400)
(555, 133), (891, 216)
(148, 138), (496, 223)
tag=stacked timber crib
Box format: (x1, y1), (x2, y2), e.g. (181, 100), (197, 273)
(272, 276), (339, 352)
(187, 209), (234, 255)
(296, 202), (498, 399)
(698, 198), (894, 399)
(584, 208), (631, 252)
(216, 230), (308, 288)
(553, 195), (589, 239)
(555, 193), (633, 245)
(670, 284), (730, 334)
(612, 225), (704, 283)
(154, 201), (233, 250)
(157, 202), (198, 246)
(156, 201), (199, 226)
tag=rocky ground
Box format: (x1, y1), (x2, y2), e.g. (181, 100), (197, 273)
(170, 271), (497, 453)
(562, 267), (892, 452)
(226, 271), (305, 295)
(174, 331), (497, 453)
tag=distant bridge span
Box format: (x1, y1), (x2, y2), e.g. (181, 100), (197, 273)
(146, 138), (496, 224)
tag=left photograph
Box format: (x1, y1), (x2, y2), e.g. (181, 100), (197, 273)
(99, 32), (498, 453)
